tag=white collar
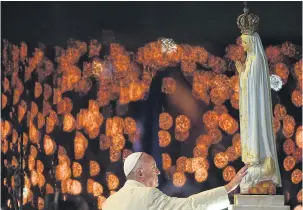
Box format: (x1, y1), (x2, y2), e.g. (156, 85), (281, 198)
(124, 179), (146, 187)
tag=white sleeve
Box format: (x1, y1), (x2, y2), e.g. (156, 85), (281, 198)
(146, 186), (230, 210)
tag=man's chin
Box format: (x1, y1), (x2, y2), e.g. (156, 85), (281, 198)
(153, 181), (159, 188)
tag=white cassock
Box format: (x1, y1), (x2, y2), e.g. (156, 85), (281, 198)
(239, 32), (282, 193)
(102, 180), (230, 210)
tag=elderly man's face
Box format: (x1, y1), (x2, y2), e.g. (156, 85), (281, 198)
(141, 154), (160, 187)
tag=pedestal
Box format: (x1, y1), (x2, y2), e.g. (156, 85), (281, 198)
(228, 195), (290, 210)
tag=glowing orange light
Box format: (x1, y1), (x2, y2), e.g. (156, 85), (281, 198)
(218, 113), (238, 135)
(161, 77), (177, 94)
(223, 166), (236, 181)
(63, 113), (76, 132)
(46, 183), (54, 194)
(296, 126), (302, 149)
(294, 148), (302, 163)
(162, 153), (172, 171)
(87, 179), (94, 194)
(106, 173), (119, 190)
(29, 120), (41, 144)
(97, 196), (106, 210)
(35, 82), (42, 98)
(93, 182), (105, 198)
(173, 172), (186, 187)
(90, 161), (100, 177)
(203, 111), (219, 130)
(274, 104), (287, 120)
(283, 156), (296, 171)
(208, 128), (223, 144)
(124, 117), (137, 135)
(1, 120), (12, 140)
(110, 147), (121, 162)
(291, 169), (302, 184)
(283, 115), (295, 138)
(106, 117), (124, 137)
(196, 134), (212, 148)
(37, 112), (45, 129)
(36, 160), (44, 173)
(31, 170), (38, 186)
(159, 112), (173, 130)
(158, 130), (171, 147)
(175, 130), (189, 142)
(2, 94), (7, 110)
(175, 115), (191, 132)
(111, 134), (126, 151)
(185, 158), (195, 174)
(43, 135), (56, 156)
(46, 110), (58, 134)
(226, 146), (239, 162)
(283, 139), (296, 155)
(55, 163), (71, 181)
(274, 63), (289, 84)
(129, 81), (144, 101)
(176, 156), (187, 172)
(72, 162), (82, 178)
(195, 168), (208, 183)
(17, 100), (27, 123)
(193, 144), (208, 158)
(37, 172), (45, 188)
(214, 152), (228, 169)
(99, 134), (111, 151)
(69, 180), (82, 195)
(297, 189), (302, 202)
(74, 131), (88, 160)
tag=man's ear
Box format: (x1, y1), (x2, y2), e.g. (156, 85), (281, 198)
(137, 168), (143, 177)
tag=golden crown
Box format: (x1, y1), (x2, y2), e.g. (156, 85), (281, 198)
(237, 2), (260, 35)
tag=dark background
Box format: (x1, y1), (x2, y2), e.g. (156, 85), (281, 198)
(1, 1), (302, 210)
(2, 1), (302, 55)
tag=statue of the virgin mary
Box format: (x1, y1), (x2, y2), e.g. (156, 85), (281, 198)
(235, 3), (282, 194)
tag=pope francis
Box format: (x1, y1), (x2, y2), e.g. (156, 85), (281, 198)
(103, 152), (248, 210)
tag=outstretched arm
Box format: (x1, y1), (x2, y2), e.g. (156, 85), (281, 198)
(146, 165), (248, 210)
(146, 186), (229, 210)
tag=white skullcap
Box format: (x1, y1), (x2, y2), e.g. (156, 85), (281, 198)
(123, 152), (143, 177)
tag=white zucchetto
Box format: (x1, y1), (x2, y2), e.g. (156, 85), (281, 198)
(123, 152), (143, 176)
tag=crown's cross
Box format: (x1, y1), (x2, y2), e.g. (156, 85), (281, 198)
(237, 2), (260, 35)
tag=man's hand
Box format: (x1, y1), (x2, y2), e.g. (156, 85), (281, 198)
(224, 165), (248, 193)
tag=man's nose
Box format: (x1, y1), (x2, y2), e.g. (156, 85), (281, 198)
(156, 169), (160, 175)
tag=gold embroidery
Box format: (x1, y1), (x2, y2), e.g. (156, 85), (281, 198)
(242, 143), (258, 164)
(240, 58), (251, 164)
(263, 157), (276, 176)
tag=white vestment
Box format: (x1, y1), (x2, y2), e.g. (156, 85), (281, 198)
(102, 180), (230, 210)
(239, 32), (282, 193)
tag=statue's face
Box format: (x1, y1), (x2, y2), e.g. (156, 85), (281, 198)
(241, 35), (251, 52)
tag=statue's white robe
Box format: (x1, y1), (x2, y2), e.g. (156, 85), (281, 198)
(239, 32), (282, 193)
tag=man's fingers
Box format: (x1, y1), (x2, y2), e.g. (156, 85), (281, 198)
(240, 165), (248, 172)
(241, 166), (248, 173)
(239, 166), (247, 173)
(241, 171), (248, 177)
(237, 166), (248, 176)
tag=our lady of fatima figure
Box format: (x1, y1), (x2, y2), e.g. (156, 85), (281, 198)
(235, 3), (282, 194)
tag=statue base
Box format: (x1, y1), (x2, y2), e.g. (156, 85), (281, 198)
(228, 194), (290, 210)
